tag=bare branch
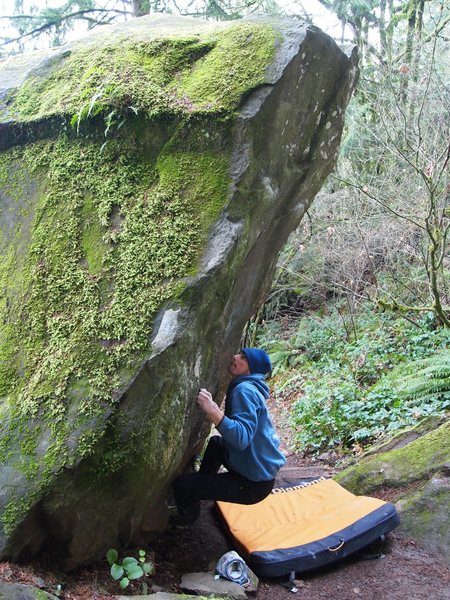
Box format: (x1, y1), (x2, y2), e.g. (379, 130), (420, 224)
(393, 12), (450, 63)
(332, 175), (426, 230)
(0, 8), (132, 49)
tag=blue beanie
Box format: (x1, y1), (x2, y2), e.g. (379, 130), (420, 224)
(241, 348), (272, 375)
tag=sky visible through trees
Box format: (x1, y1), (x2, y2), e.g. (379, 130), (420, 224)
(0, 0), (343, 55)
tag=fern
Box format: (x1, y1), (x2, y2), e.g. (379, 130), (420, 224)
(270, 348), (304, 375)
(393, 351), (450, 401)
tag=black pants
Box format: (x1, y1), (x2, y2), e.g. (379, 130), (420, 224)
(173, 436), (275, 517)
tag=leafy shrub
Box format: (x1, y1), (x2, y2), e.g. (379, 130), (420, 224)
(389, 351), (450, 403)
(261, 310), (450, 453)
(106, 548), (154, 592)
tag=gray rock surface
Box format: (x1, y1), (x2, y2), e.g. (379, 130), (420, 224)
(396, 473), (450, 564)
(0, 14), (357, 569)
(181, 571), (247, 599)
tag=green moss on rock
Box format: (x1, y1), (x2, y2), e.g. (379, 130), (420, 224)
(334, 419), (450, 561)
(358, 415), (447, 459)
(5, 22), (276, 124)
(0, 113), (230, 533)
(335, 420), (450, 494)
(0, 127), (228, 413)
(81, 194), (108, 276)
(176, 23), (277, 111)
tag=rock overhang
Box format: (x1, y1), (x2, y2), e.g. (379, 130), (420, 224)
(0, 13), (358, 568)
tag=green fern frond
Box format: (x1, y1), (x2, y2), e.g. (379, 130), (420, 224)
(269, 348), (304, 375)
(393, 351), (450, 401)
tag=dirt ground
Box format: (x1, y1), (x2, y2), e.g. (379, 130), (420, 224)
(1, 394), (449, 599)
(151, 460), (450, 600)
(2, 471), (449, 600)
(149, 443), (450, 600)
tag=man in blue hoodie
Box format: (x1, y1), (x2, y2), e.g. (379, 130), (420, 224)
(173, 348), (286, 523)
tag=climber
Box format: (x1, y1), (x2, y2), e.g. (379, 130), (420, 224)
(173, 348), (286, 523)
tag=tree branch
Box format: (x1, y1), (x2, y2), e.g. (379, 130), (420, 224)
(0, 9), (132, 48)
(393, 12), (450, 63)
(332, 175), (426, 231)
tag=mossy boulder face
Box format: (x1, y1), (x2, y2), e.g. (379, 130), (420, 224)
(335, 419), (450, 563)
(0, 14), (357, 569)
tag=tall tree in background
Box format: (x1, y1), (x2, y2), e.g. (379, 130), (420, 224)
(260, 0), (449, 330)
(313, 0), (450, 65)
(339, 48), (450, 326)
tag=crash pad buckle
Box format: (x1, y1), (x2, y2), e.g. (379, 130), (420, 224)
(280, 570), (298, 593)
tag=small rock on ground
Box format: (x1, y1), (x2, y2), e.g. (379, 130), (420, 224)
(0, 581), (60, 599)
(243, 566), (259, 594)
(181, 571), (248, 599)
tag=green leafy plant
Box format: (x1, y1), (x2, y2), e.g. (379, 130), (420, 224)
(106, 548), (154, 591)
(261, 310), (450, 454)
(390, 351), (450, 403)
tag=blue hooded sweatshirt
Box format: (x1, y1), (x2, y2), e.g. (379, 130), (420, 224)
(217, 374), (286, 481)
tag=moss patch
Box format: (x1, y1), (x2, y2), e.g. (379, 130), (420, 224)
(175, 23), (277, 111)
(0, 116), (230, 533)
(0, 128), (228, 417)
(5, 22), (276, 124)
(335, 420), (450, 494)
(81, 194), (108, 276)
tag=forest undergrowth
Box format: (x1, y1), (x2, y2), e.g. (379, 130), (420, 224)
(252, 4), (450, 459)
(256, 306), (450, 456)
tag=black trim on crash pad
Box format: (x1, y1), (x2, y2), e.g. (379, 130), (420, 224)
(248, 502), (400, 577)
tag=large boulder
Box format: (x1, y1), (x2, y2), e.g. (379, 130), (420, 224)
(335, 418), (450, 564)
(0, 14), (357, 569)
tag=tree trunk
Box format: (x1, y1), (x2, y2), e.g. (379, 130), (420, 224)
(379, 0), (388, 60)
(424, 182), (450, 328)
(405, 0), (418, 63)
(386, 0), (395, 56)
(411, 0), (425, 78)
(400, 0), (418, 103)
(131, 0), (150, 17)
